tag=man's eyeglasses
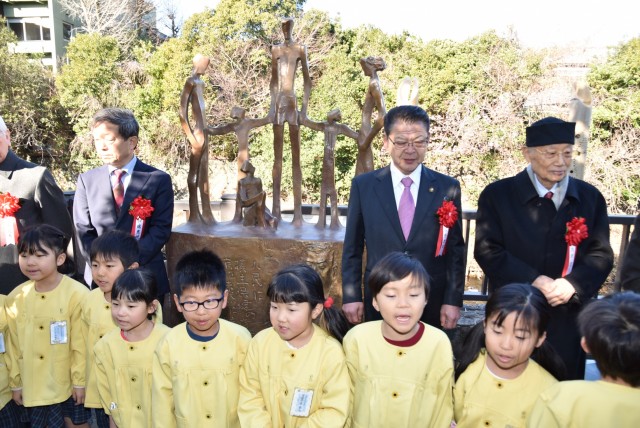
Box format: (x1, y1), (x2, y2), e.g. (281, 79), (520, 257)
(178, 297), (224, 312)
(388, 136), (428, 149)
(534, 148), (576, 161)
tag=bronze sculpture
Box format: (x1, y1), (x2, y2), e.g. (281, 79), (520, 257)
(355, 56), (387, 176)
(207, 106), (272, 182)
(179, 54), (215, 224)
(300, 109), (357, 229)
(269, 17), (312, 226)
(236, 160), (277, 228)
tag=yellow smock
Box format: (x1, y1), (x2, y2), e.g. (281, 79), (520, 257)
(343, 320), (454, 428)
(152, 319), (251, 428)
(238, 325), (351, 428)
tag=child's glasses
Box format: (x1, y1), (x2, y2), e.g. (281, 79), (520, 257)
(178, 297), (224, 311)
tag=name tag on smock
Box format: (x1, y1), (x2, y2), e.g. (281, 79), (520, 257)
(0, 332), (5, 353)
(50, 321), (68, 344)
(290, 388), (314, 417)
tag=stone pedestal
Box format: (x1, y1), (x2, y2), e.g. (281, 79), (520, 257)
(166, 221), (345, 335)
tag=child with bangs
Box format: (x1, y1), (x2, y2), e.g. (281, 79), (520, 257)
(152, 250), (251, 428)
(6, 224), (90, 427)
(454, 283), (565, 428)
(343, 251), (454, 428)
(528, 292), (640, 427)
(82, 230), (146, 428)
(93, 268), (168, 427)
(238, 264), (351, 427)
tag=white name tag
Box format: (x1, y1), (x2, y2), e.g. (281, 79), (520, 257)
(290, 388), (313, 417)
(0, 332), (5, 353)
(50, 321), (68, 345)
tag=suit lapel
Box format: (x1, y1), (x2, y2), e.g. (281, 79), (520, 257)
(95, 165), (119, 224)
(408, 166), (438, 242)
(373, 166), (405, 242)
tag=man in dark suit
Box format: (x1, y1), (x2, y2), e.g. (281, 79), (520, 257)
(474, 117), (614, 379)
(74, 108), (174, 299)
(341, 105), (465, 329)
(619, 213), (640, 292)
(0, 114), (73, 294)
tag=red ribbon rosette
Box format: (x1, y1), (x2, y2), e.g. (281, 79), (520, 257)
(0, 192), (21, 246)
(129, 196), (154, 240)
(562, 217), (588, 276)
(435, 200), (458, 257)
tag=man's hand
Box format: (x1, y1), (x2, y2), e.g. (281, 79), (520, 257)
(440, 304), (461, 330)
(545, 278), (577, 307)
(532, 275), (555, 297)
(342, 302), (364, 324)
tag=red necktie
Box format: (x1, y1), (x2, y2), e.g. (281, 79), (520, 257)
(112, 169), (126, 214)
(544, 191), (553, 199)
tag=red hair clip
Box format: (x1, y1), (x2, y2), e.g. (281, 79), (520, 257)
(323, 296), (334, 309)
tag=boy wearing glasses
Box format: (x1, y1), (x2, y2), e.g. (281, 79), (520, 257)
(475, 117), (613, 380)
(152, 250), (251, 427)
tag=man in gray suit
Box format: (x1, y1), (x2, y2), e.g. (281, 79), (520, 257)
(0, 114), (73, 294)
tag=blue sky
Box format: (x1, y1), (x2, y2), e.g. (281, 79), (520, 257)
(177, 0), (638, 48)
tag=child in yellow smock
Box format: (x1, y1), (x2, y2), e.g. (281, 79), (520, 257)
(93, 268), (169, 428)
(6, 224), (90, 427)
(343, 251), (454, 428)
(152, 249), (251, 428)
(82, 230), (143, 428)
(238, 264), (351, 427)
(0, 294), (22, 427)
(528, 291), (640, 427)
(454, 283), (563, 428)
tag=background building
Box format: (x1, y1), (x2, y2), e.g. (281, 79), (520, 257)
(0, 0), (80, 72)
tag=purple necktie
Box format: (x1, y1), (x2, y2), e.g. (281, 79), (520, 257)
(112, 169), (126, 214)
(544, 191), (553, 199)
(399, 177), (415, 240)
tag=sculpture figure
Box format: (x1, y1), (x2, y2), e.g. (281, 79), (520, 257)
(237, 160), (276, 229)
(355, 56), (387, 176)
(207, 106), (272, 181)
(568, 81), (592, 180)
(396, 76), (419, 106)
(179, 54), (215, 224)
(300, 109), (358, 229)
(269, 17), (312, 226)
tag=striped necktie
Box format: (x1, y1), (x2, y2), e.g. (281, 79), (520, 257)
(112, 169), (126, 214)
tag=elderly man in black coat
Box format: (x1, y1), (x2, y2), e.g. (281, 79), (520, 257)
(474, 117), (614, 380)
(0, 115), (73, 294)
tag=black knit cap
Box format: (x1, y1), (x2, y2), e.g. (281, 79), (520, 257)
(526, 117), (576, 147)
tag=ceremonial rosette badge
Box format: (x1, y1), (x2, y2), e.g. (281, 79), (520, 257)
(0, 192), (21, 246)
(562, 217), (588, 276)
(435, 199), (458, 256)
(129, 196), (154, 240)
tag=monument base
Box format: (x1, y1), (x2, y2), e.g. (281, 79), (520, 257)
(166, 221), (346, 335)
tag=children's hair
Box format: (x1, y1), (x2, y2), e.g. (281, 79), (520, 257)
(267, 264), (350, 343)
(90, 230), (139, 268)
(455, 283), (566, 381)
(174, 249), (226, 296)
(111, 268), (158, 318)
(368, 252), (430, 298)
(578, 292), (640, 387)
(18, 224), (74, 275)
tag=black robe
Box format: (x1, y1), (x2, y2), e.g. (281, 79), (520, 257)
(474, 169), (614, 379)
